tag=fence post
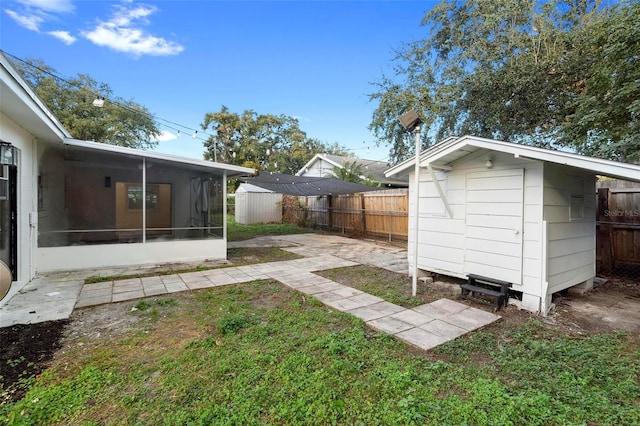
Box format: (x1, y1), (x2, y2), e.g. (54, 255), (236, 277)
(597, 187), (613, 274)
(327, 195), (333, 230)
(360, 193), (367, 237)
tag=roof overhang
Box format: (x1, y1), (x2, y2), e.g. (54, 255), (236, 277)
(0, 52), (71, 142)
(63, 139), (255, 177)
(385, 135), (640, 183)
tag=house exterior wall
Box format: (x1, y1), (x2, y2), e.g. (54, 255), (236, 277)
(543, 163), (597, 293)
(37, 239), (227, 272)
(235, 192), (282, 224)
(301, 158), (335, 177)
(0, 112), (39, 298)
(409, 150), (546, 305)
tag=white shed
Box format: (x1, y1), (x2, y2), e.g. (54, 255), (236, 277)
(235, 183), (282, 225)
(385, 135), (640, 315)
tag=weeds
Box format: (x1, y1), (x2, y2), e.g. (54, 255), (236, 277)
(2, 280), (638, 425)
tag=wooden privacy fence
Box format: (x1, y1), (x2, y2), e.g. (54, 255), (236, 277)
(282, 189), (408, 241)
(596, 179), (640, 274)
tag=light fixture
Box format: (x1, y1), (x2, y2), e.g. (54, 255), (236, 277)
(0, 143), (17, 166)
(485, 155), (494, 169)
(399, 110), (422, 131)
(92, 96), (105, 108)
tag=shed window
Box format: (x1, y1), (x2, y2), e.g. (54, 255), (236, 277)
(570, 195), (584, 220)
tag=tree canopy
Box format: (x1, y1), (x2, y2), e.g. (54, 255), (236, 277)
(11, 57), (160, 149)
(201, 105), (349, 174)
(370, 0), (640, 163)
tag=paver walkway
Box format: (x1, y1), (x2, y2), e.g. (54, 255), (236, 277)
(0, 234), (500, 351)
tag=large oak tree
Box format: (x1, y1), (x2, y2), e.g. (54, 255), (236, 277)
(370, 0), (639, 163)
(201, 105), (349, 174)
(11, 57), (160, 149)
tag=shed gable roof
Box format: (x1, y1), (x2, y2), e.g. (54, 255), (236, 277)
(385, 135), (640, 183)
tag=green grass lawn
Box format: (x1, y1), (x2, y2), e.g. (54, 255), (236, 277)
(227, 217), (310, 242)
(2, 275), (638, 425)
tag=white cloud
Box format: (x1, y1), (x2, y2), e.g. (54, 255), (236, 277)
(82, 4), (184, 57)
(154, 130), (178, 142)
(6, 0), (74, 38)
(16, 0), (74, 13)
(47, 30), (76, 44)
(5, 9), (44, 31)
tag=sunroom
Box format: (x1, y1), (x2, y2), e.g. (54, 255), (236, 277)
(36, 139), (253, 272)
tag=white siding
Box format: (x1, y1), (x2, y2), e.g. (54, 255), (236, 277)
(0, 113), (38, 301)
(543, 163), (597, 292)
(464, 168), (524, 284)
(37, 239), (227, 272)
(301, 158), (335, 178)
(411, 150), (545, 292)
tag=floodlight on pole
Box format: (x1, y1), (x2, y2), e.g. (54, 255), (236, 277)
(399, 110), (423, 297)
(92, 96), (105, 108)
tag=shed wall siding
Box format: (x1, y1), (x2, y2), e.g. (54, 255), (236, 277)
(411, 150), (544, 294)
(235, 192), (282, 225)
(543, 163), (597, 292)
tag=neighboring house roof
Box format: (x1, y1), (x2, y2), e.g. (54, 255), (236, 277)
(0, 51), (254, 177)
(242, 171), (384, 196)
(297, 153), (409, 187)
(385, 135), (640, 183)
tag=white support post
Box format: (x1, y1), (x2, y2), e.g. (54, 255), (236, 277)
(412, 126), (421, 297)
(223, 171), (227, 241)
(142, 157), (146, 244)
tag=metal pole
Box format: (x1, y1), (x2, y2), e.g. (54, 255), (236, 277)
(142, 157), (146, 244)
(412, 126), (421, 297)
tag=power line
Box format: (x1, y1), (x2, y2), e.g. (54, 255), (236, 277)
(2, 49), (388, 161)
(1, 49), (215, 143)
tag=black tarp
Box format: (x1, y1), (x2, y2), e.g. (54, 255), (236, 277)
(241, 171), (383, 196)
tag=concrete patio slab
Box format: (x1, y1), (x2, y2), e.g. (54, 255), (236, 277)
(367, 316), (414, 334)
(442, 308), (500, 331)
(2, 233), (501, 352)
(420, 319), (468, 339)
(396, 327), (450, 351)
(389, 309), (434, 327)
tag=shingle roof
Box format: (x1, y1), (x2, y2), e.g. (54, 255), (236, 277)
(242, 171), (383, 196)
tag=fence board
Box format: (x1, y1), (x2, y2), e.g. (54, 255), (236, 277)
(282, 189), (408, 241)
(596, 180), (640, 274)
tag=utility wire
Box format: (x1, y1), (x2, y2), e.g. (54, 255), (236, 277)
(2, 49), (387, 160)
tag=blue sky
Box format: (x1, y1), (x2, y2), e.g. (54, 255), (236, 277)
(1, 0), (437, 163)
